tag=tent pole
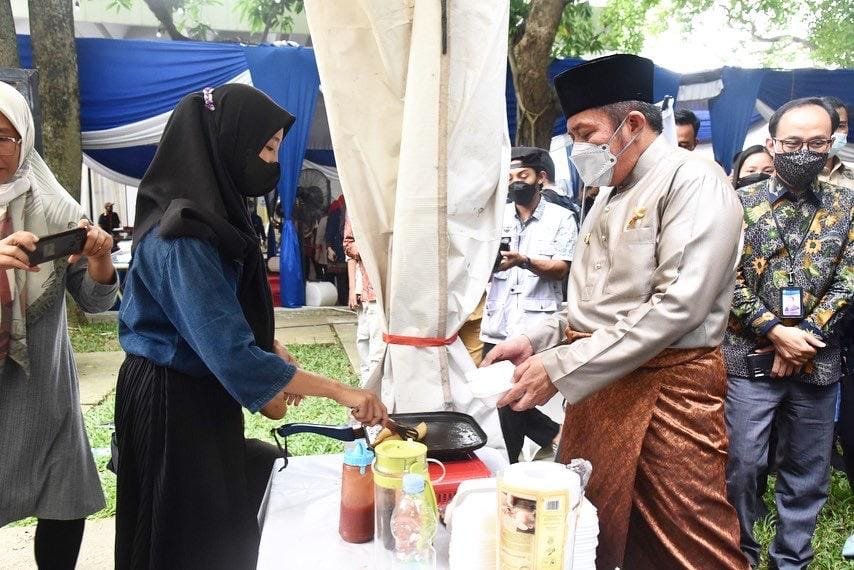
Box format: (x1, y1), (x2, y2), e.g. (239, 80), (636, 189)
(87, 167), (94, 221)
(437, 0), (452, 410)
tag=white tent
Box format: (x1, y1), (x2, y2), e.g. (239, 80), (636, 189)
(304, 0), (510, 451)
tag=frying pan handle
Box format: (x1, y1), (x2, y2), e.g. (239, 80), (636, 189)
(275, 423), (357, 441)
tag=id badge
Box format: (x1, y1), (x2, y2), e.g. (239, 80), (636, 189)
(780, 286), (804, 319)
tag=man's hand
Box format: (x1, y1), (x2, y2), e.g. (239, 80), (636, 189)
(767, 325), (825, 366)
(496, 355), (558, 411)
(481, 336), (535, 367)
(771, 352), (801, 378)
(755, 344), (802, 378)
(496, 251), (526, 272)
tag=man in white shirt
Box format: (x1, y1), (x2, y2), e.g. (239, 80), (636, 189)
(819, 96), (852, 190)
(480, 147), (578, 462)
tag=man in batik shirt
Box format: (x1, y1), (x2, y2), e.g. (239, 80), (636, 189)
(724, 97), (854, 569)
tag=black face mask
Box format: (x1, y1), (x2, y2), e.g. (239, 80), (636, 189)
(236, 153), (281, 197)
(508, 181), (539, 206)
(735, 172), (771, 189)
(773, 149), (827, 191)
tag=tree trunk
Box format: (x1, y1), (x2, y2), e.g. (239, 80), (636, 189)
(0, 0), (19, 68)
(28, 0), (87, 325)
(510, 0), (566, 148)
(28, 0), (82, 200)
(143, 0), (190, 40)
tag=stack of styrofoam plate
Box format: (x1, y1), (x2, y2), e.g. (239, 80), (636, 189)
(445, 479), (499, 568)
(569, 499), (599, 570)
(446, 477), (600, 570)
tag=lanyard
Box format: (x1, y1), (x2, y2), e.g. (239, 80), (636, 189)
(767, 190), (818, 285)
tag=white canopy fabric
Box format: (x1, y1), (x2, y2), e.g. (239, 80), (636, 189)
(305, 0), (510, 452)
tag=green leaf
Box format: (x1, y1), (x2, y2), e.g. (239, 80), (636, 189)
(107, 0), (134, 12)
(235, 0), (304, 35)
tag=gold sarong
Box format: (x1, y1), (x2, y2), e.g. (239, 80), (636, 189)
(557, 330), (748, 570)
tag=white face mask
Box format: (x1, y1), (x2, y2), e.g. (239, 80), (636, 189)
(569, 116), (641, 187)
(829, 131), (848, 157)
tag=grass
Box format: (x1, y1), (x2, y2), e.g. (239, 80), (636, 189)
(11, 328), (854, 568)
(755, 470), (854, 569)
(77, 342), (359, 523)
(243, 344), (361, 456)
(68, 321), (121, 353)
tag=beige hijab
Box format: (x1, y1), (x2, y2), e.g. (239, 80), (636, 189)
(0, 81), (85, 374)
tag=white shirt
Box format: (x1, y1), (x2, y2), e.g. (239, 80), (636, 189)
(480, 197), (577, 344)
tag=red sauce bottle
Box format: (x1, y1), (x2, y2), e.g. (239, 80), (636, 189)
(339, 440), (375, 543)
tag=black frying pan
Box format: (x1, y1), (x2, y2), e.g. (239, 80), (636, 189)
(274, 411), (487, 460)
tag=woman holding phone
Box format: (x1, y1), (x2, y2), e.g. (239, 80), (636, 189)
(0, 82), (118, 567)
(114, 84), (387, 569)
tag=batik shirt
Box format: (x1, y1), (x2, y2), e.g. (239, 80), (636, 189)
(724, 176), (854, 385)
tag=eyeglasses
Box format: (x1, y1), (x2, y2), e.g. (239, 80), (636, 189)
(772, 137), (834, 153)
(0, 136), (22, 156)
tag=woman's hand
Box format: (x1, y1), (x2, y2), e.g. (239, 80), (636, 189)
(334, 385), (388, 426)
(70, 220), (116, 285)
(261, 389), (289, 420)
(259, 389), (303, 420)
(263, 369), (387, 425)
(69, 219), (112, 264)
(0, 231), (40, 272)
(273, 339), (298, 365)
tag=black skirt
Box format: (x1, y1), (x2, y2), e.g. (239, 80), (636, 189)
(114, 355), (279, 570)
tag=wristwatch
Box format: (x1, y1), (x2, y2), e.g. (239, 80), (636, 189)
(520, 256), (531, 270)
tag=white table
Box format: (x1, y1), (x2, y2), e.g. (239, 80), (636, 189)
(255, 449), (508, 569)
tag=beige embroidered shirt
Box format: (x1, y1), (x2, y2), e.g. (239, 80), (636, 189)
(525, 136), (744, 404)
(818, 157), (854, 190)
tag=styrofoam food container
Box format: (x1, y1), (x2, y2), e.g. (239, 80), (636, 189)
(466, 360), (515, 407)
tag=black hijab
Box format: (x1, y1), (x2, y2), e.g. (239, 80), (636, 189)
(133, 84), (294, 351)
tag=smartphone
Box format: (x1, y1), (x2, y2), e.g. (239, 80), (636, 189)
(493, 236), (511, 272)
(27, 227), (88, 266)
(744, 351), (775, 379)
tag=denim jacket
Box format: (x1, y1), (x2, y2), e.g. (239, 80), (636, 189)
(119, 226), (295, 412)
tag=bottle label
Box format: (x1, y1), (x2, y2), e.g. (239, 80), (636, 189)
(497, 487), (571, 569)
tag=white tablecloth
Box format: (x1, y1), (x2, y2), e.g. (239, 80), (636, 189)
(256, 450), (507, 569)
(256, 450), (598, 569)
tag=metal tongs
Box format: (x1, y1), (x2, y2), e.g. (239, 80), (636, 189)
(385, 418), (419, 441)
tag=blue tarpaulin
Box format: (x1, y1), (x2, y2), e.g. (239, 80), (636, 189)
(10, 34), (852, 303)
(708, 67), (765, 172)
(706, 66), (854, 171)
(17, 35), (248, 130)
(503, 56), (852, 172)
(17, 34), (321, 307)
(505, 58), (682, 141)
(244, 45), (320, 308)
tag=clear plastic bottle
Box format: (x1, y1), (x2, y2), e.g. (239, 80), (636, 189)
(390, 473), (438, 568)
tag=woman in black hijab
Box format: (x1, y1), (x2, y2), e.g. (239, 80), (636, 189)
(731, 144), (774, 189)
(115, 84), (387, 570)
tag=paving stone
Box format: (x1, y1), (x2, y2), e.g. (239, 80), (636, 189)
(76, 351), (125, 411)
